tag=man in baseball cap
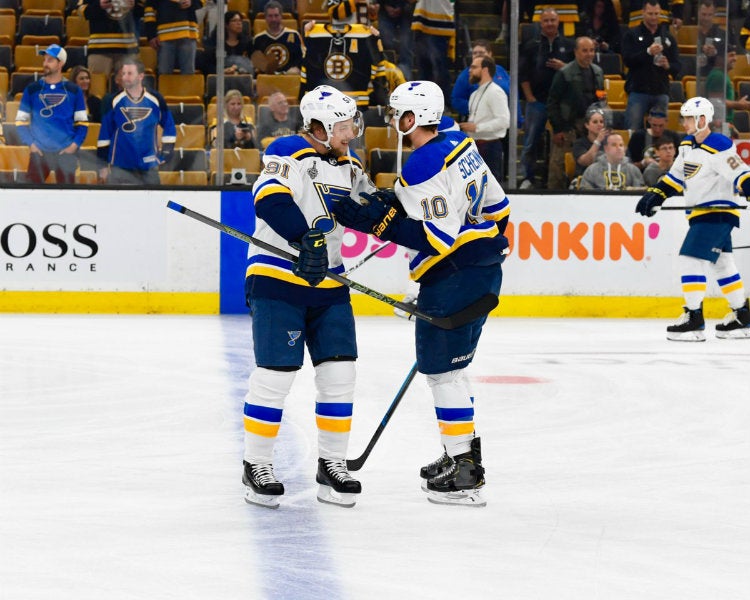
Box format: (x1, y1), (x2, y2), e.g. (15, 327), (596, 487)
(38, 43), (67, 67)
(16, 43), (86, 184)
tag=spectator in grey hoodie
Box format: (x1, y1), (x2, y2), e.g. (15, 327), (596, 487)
(579, 132), (645, 190)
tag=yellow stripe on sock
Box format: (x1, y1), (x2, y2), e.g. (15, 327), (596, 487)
(244, 418), (280, 437)
(316, 416), (352, 433)
(438, 421), (475, 436)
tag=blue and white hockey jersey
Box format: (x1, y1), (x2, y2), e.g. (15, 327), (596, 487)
(661, 133), (750, 226)
(394, 130), (511, 282)
(97, 88), (176, 170)
(247, 134), (375, 305)
(16, 79), (88, 152)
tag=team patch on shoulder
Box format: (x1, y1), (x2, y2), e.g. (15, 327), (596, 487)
(683, 162), (702, 179)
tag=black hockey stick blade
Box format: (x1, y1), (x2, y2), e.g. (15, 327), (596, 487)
(166, 201), (498, 329)
(734, 245), (750, 250)
(347, 362), (419, 471)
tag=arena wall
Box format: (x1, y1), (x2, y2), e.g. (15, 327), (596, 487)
(2, 189), (748, 318)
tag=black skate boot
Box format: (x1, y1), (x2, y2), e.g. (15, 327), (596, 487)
(666, 305), (705, 342)
(716, 299), (750, 339)
(316, 458), (362, 508)
(426, 438), (486, 507)
(243, 461), (284, 509)
(419, 451), (454, 491)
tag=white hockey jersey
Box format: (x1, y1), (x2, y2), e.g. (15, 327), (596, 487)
(662, 133), (750, 222)
(394, 130), (510, 281)
(248, 134), (374, 293)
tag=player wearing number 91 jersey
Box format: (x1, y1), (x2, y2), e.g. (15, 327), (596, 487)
(241, 85), (374, 510)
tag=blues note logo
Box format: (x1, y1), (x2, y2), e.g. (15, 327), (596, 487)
(39, 94), (66, 118)
(287, 331), (301, 346)
(120, 106), (152, 133)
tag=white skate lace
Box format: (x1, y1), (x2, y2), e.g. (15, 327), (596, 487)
(674, 310), (690, 325)
(431, 461), (457, 484)
(324, 459), (354, 482)
(252, 463), (278, 486)
(720, 310), (740, 326)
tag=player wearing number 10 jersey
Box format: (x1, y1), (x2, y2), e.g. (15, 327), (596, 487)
(333, 80), (511, 507)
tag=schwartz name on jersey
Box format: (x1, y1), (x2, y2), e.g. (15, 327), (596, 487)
(247, 134), (375, 305)
(395, 130), (511, 283)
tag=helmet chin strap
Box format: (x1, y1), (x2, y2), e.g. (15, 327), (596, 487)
(396, 117), (418, 176)
(695, 115), (711, 136)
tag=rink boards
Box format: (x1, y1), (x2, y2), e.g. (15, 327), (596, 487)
(2, 188), (749, 317)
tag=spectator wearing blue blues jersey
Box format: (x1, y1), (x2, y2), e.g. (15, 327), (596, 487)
(97, 57), (176, 185)
(16, 44), (88, 185)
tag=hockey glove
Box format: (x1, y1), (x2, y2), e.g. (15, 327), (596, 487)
(359, 189), (406, 217)
(635, 187), (668, 217)
(333, 195), (390, 232)
(290, 229), (328, 286)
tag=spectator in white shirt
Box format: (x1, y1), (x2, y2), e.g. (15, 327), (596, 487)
(459, 56), (510, 184)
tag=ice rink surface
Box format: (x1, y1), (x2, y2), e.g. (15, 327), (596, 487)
(1, 313), (749, 600)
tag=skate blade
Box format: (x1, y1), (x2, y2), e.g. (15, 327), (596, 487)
(426, 489), (486, 507)
(244, 488), (281, 509)
(316, 484), (358, 508)
(716, 328), (750, 339)
(666, 330), (706, 342)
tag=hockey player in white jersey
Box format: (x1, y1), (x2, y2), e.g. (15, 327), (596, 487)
(242, 85), (373, 508)
(636, 96), (750, 340)
(333, 81), (511, 506)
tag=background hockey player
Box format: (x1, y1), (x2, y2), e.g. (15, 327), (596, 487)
(242, 85), (374, 509)
(333, 81), (511, 507)
(636, 96), (750, 341)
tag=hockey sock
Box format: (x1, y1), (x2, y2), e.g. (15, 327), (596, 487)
(712, 252), (747, 309)
(243, 367), (296, 464)
(314, 360), (355, 460)
(678, 255), (708, 310)
(426, 368), (475, 457)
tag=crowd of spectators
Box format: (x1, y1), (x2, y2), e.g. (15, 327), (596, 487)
(0, 0), (749, 189)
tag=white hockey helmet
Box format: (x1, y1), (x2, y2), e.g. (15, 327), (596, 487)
(680, 96), (714, 133)
(300, 85), (362, 145)
(387, 81), (444, 131)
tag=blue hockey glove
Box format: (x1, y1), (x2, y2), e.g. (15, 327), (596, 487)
(635, 187), (668, 217)
(333, 195), (390, 232)
(290, 229), (328, 286)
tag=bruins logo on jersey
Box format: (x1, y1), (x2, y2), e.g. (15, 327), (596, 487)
(684, 162), (702, 179)
(604, 171), (625, 190)
(324, 52), (353, 81)
(265, 43), (290, 69)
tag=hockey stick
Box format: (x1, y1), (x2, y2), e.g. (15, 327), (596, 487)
(733, 245), (750, 250)
(343, 241), (392, 275)
(166, 201), (498, 330)
(347, 361), (419, 471)
(657, 205), (748, 211)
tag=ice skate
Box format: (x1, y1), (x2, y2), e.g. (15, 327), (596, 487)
(666, 305), (705, 342)
(316, 458), (362, 508)
(716, 299), (750, 339)
(243, 461), (284, 509)
(419, 451), (454, 491)
(425, 438), (486, 507)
